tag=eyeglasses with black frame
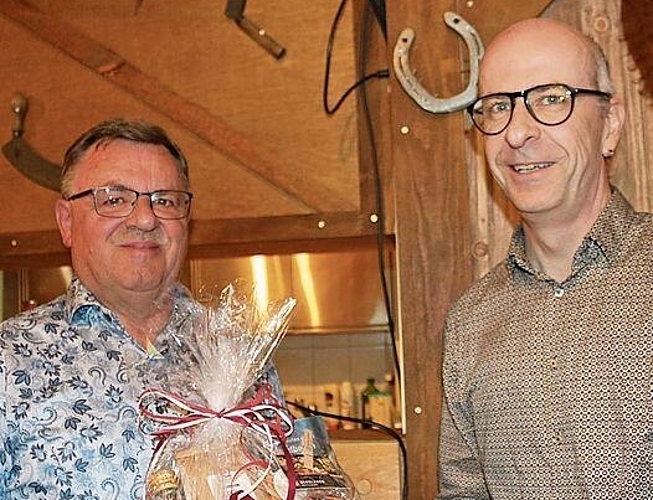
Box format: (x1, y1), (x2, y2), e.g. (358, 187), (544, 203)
(65, 185), (193, 220)
(467, 83), (611, 136)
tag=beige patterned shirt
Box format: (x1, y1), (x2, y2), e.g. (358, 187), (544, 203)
(439, 188), (652, 500)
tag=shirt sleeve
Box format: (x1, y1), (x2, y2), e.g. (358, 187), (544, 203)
(0, 333), (9, 498)
(438, 315), (490, 500)
(437, 395), (489, 500)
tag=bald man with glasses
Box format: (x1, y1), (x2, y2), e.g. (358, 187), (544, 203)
(438, 18), (651, 500)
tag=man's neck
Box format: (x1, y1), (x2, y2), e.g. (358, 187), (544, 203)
(520, 184), (612, 282)
(522, 225), (580, 282)
(118, 306), (172, 348)
(99, 288), (175, 348)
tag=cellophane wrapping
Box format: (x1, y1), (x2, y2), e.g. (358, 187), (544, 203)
(139, 280), (297, 500)
(272, 416), (358, 500)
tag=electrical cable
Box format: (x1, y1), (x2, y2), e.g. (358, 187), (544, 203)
(288, 400), (408, 500)
(324, 69), (390, 116)
(322, 0), (398, 381)
(322, 0), (389, 116)
(356, 0), (400, 385)
(367, 0), (387, 40)
(320, 3), (407, 498)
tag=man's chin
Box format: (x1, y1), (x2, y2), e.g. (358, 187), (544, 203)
(115, 270), (169, 295)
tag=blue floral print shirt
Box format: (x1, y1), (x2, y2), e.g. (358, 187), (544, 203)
(0, 277), (284, 500)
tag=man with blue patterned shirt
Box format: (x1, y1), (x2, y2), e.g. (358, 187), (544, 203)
(0, 119), (283, 499)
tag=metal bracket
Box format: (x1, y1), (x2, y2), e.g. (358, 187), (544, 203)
(224, 0), (286, 60)
(393, 12), (484, 114)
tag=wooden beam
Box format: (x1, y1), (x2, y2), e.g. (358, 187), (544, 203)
(0, 230), (69, 270)
(0, 210), (380, 268)
(351, 0), (395, 226)
(0, 0), (329, 212)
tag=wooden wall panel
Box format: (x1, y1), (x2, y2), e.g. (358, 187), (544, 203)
(4, 1), (650, 498)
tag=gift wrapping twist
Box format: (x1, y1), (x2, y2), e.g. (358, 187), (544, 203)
(139, 383), (297, 500)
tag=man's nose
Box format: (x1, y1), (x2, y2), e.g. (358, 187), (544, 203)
(504, 99), (540, 147)
(128, 194), (158, 227)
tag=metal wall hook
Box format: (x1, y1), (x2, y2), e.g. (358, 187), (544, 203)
(393, 12), (485, 114)
(2, 92), (61, 191)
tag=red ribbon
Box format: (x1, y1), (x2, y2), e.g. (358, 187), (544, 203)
(139, 383), (297, 500)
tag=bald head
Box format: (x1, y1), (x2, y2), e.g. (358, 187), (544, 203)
(479, 18), (613, 96)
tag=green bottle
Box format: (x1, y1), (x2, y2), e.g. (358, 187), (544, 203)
(361, 377), (381, 429)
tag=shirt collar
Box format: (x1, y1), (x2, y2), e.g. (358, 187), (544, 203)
(66, 277), (116, 326)
(65, 276), (195, 328)
(507, 187), (638, 279)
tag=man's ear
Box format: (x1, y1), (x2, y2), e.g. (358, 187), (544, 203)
(54, 199), (73, 248)
(602, 96), (626, 155)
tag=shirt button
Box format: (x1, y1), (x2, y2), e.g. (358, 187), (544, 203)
(554, 430), (564, 444)
(553, 288), (564, 298)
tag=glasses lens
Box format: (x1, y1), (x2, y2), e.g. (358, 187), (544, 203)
(94, 187), (138, 218)
(470, 94), (513, 135)
(150, 191), (191, 219)
(525, 84), (573, 126)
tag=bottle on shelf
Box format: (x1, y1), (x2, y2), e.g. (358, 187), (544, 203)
(339, 380), (357, 430)
(361, 377), (376, 429)
(361, 377), (394, 429)
(322, 383), (341, 431)
(381, 371), (400, 429)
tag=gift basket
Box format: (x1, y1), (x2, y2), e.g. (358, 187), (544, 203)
(138, 281), (357, 500)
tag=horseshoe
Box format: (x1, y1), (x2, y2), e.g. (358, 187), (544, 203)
(393, 12), (485, 114)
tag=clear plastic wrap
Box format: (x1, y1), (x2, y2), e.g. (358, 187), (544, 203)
(272, 416), (357, 500)
(138, 280), (357, 500)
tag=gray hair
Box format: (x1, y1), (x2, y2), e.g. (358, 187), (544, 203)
(60, 118), (190, 197)
(591, 39), (615, 96)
